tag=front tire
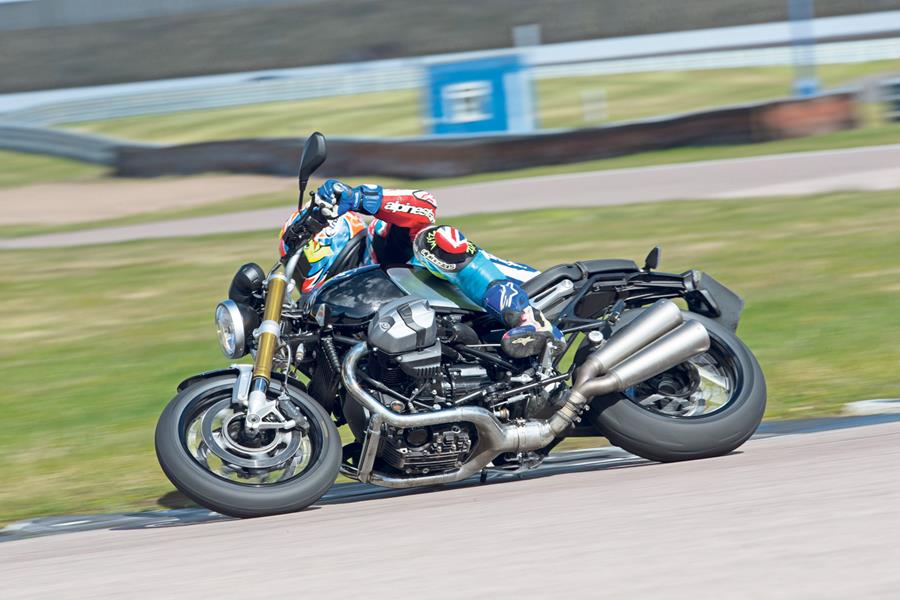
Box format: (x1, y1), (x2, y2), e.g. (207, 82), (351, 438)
(155, 374), (341, 518)
(588, 312), (766, 463)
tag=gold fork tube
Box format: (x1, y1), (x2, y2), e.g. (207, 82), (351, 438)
(252, 273), (288, 381)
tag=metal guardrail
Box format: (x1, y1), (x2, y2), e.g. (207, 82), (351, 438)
(1, 65), (422, 126)
(535, 36), (900, 78)
(0, 126), (158, 164)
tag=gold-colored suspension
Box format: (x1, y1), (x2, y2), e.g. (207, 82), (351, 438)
(252, 273), (288, 381)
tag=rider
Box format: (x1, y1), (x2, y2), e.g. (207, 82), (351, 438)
(280, 180), (563, 359)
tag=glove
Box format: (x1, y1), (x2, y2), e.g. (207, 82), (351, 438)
(316, 179), (384, 217)
(314, 179), (348, 220)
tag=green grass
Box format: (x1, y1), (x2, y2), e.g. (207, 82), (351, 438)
(2, 189), (899, 525)
(0, 150), (107, 188)
(63, 89), (423, 143)
(61, 62), (900, 142)
(536, 60), (900, 128)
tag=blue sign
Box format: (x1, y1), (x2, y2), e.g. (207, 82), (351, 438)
(426, 54), (534, 135)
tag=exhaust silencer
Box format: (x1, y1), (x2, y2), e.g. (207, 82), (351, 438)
(576, 320), (711, 399)
(575, 299), (683, 387)
(609, 320), (710, 389)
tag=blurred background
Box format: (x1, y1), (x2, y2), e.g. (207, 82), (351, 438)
(1, 0), (899, 525)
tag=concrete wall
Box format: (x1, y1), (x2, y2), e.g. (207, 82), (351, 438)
(2, 0), (900, 92)
(113, 93), (858, 179)
(0, 0), (316, 31)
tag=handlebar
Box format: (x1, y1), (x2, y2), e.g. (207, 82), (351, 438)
(282, 197), (335, 284)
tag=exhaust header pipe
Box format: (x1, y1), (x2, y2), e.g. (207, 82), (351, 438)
(341, 299), (709, 488)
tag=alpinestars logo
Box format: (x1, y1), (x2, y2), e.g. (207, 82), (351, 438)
(498, 282), (520, 309)
(419, 249), (457, 271)
(383, 201), (435, 223)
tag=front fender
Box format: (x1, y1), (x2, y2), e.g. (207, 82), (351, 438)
(176, 368), (308, 393)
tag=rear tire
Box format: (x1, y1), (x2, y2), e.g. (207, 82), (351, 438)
(155, 374), (341, 518)
(588, 312), (766, 462)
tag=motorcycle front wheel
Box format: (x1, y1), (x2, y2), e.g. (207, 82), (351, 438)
(155, 374), (341, 518)
(587, 311), (766, 463)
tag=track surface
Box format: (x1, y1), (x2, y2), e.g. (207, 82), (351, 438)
(3, 143), (900, 249)
(4, 421), (899, 599)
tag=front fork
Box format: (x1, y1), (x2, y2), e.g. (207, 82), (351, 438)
(242, 271), (288, 433)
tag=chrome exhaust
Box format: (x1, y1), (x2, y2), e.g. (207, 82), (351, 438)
(604, 320), (711, 391)
(574, 299), (683, 388)
(548, 318), (709, 436)
(340, 299), (709, 488)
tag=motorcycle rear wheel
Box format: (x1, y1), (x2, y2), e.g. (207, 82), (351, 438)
(155, 374), (341, 518)
(587, 311), (766, 463)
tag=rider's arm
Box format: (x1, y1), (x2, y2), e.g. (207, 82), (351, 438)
(372, 189), (437, 236)
(316, 179), (438, 237)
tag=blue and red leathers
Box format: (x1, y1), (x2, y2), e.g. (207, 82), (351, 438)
(280, 179), (562, 358)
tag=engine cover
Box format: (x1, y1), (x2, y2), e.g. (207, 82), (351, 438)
(368, 296), (437, 354)
(368, 296), (441, 378)
(380, 425), (473, 475)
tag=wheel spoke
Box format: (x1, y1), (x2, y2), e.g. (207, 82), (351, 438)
(696, 364), (729, 392)
(626, 342), (738, 418)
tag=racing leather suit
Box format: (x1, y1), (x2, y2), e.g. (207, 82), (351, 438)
(280, 180), (563, 358)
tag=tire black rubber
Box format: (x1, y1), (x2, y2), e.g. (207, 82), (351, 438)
(587, 311), (766, 463)
(155, 375), (341, 518)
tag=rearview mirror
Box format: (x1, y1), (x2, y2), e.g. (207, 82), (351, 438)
(298, 131), (327, 206)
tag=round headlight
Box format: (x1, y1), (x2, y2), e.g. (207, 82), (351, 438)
(215, 300), (246, 359)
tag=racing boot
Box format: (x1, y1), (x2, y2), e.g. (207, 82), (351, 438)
(484, 280), (564, 359)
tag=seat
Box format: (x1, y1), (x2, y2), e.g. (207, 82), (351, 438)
(579, 258), (639, 276)
(521, 263), (583, 297)
(521, 259), (639, 297)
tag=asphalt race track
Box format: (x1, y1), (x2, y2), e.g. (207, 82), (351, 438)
(3, 144), (900, 249)
(3, 418), (900, 599)
(4, 144), (900, 597)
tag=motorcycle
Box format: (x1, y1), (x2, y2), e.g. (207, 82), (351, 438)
(155, 132), (766, 518)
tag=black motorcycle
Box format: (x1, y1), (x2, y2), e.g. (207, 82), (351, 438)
(155, 133), (766, 518)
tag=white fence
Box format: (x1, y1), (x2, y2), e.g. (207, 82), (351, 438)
(536, 36), (900, 78)
(0, 64), (422, 126)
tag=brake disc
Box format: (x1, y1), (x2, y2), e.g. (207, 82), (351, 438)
(200, 399), (302, 470)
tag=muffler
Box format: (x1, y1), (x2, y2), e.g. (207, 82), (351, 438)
(575, 299), (683, 387)
(340, 299), (709, 488)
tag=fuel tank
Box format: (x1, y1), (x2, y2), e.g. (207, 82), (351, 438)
(307, 265), (484, 326)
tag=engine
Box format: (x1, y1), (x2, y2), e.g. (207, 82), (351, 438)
(365, 297), (482, 474)
(368, 296), (441, 381)
(381, 424), (473, 475)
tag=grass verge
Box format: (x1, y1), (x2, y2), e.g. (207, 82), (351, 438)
(0, 150), (107, 189)
(1, 190), (899, 524)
